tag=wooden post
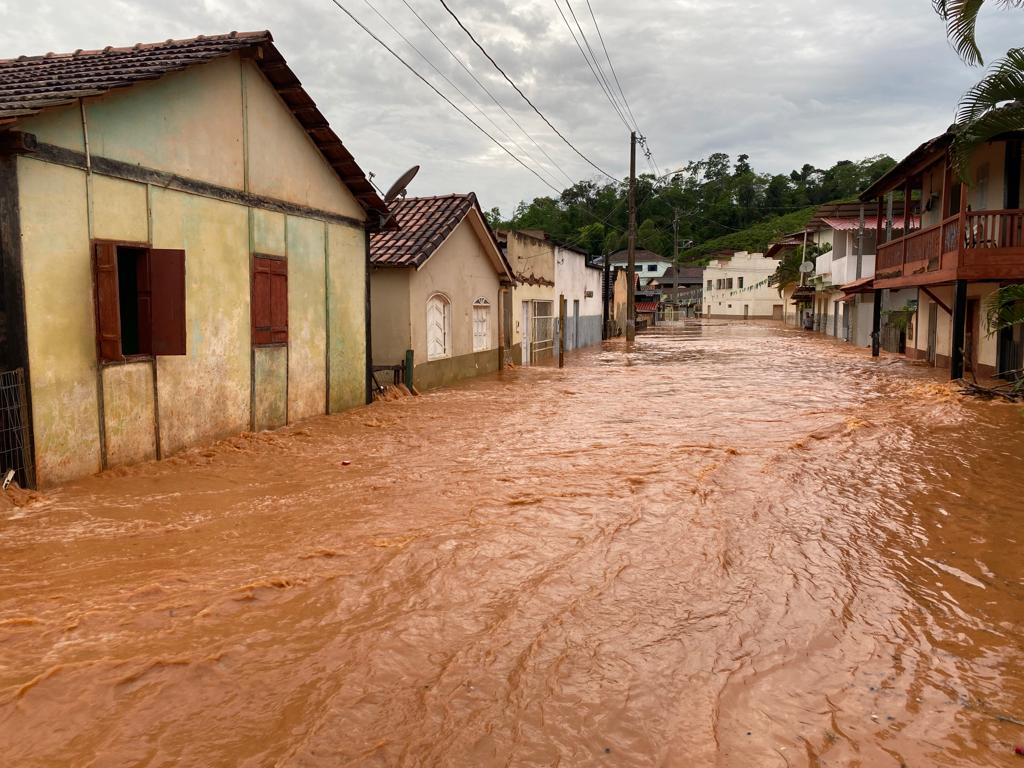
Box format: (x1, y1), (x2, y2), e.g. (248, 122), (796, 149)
(404, 349), (414, 390)
(558, 294), (566, 368)
(951, 279), (968, 380)
(958, 180), (969, 266)
(626, 131), (637, 342)
(872, 289), (882, 357)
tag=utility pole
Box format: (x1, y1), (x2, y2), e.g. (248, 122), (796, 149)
(672, 208), (680, 263)
(626, 130), (637, 342)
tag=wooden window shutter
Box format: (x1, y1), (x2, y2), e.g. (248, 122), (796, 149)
(149, 249), (187, 356)
(270, 259), (288, 343)
(252, 256), (287, 345)
(93, 242), (123, 362)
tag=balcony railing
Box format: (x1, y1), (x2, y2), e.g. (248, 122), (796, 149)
(875, 213), (972, 281)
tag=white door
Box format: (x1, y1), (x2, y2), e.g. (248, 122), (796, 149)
(427, 294), (450, 360)
(521, 300), (530, 366)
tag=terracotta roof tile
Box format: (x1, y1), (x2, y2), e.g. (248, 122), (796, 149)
(371, 194), (479, 267)
(0, 31), (389, 219)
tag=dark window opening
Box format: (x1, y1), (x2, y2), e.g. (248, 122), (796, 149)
(117, 247), (147, 356)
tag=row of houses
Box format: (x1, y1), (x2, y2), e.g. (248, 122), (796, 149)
(0, 31), (604, 488)
(711, 133), (1024, 382)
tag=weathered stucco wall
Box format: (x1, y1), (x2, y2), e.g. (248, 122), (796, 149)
(253, 346), (287, 431)
(370, 267), (412, 368)
(17, 157), (100, 484)
(553, 248), (602, 351)
(327, 222), (368, 412)
(286, 215), (328, 422)
(506, 232), (556, 352)
(150, 187), (251, 456)
(102, 363), (157, 467)
(243, 60), (364, 220)
(414, 348), (499, 391)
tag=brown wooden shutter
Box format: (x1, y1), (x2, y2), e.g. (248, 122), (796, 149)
(149, 249), (187, 356)
(93, 242), (123, 362)
(135, 249), (153, 356)
(252, 256), (287, 345)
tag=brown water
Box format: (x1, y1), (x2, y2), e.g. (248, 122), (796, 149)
(1, 322), (1023, 767)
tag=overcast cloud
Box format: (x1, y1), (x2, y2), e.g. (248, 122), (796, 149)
(1, 0), (1021, 215)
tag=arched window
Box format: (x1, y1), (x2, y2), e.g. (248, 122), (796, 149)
(472, 297), (491, 352)
(426, 293), (452, 361)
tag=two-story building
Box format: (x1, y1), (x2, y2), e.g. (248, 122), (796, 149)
(702, 252), (783, 320)
(608, 249), (673, 287)
(860, 130), (1024, 378)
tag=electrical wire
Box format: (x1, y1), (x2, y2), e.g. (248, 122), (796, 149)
(360, 0), (564, 190)
(327, 0), (565, 195)
(398, 0), (578, 187)
(436, 0), (618, 182)
(551, 0), (631, 131)
(584, 0), (639, 130)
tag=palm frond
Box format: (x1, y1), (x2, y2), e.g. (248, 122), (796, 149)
(984, 283), (1024, 333)
(934, 0), (1024, 66)
(951, 49), (1024, 178)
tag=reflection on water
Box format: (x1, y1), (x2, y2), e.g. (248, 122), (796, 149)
(1, 322), (1022, 767)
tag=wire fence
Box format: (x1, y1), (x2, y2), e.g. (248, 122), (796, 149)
(0, 368), (34, 489)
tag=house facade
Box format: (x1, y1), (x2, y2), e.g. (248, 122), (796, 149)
(860, 131), (1024, 378)
(0, 32), (387, 487)
(702, 252), (783, 319)
(499, 230), (557, 365)
(608, 249), (673, 286)
(370, 194), (513, 390)
(552, 239), (603, 352)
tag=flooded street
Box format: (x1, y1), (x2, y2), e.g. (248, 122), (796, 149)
(1, 322), (1022, 767)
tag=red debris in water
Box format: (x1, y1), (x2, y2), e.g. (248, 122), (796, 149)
(341, 460), (352, 466)
(1014, 743), (1024, 756)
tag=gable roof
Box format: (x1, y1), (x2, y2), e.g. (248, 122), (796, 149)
(609, 249), (671, 264)
(0, 30), (389, 219)
(370, 193), (512, 278)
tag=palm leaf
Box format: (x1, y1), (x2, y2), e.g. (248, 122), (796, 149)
(984, 283), (1024, 333)
(951, 48), (1024, 178)
(934, 0), (1024, 66)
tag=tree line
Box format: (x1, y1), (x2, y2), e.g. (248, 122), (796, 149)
(488, 153), (897, 262)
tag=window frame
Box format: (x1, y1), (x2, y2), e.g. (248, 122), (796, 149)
(472, 297), (491, 353)
(426, 292), (453, 361)
(251, 254), (289, 347)
(92, 239), (187, 365)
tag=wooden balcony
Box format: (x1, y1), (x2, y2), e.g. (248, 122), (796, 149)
(874, 209), (1024, 288)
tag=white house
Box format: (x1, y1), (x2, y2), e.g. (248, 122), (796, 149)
(702, 252), (783, 319)
(553, 242), (603, 352)
(608, 249), (673, 286)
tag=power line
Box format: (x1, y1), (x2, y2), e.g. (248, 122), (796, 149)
(360, 0), (563, 190)
(551, 0), (631, 131)
(436, 0), (619, 182)
(326, 0), (565, 195)
(398, 0), (577, 187)
(584, 0), (639, 130)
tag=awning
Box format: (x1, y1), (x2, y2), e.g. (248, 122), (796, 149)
(790, 285), (815, 299)
(839, 276), (874, 296)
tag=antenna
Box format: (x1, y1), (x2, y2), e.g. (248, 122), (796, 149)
(383, 166), (420, 205)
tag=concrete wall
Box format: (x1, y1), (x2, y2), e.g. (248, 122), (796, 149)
(908, 283), (1001, 373)
(702, 252), (782, 318)
(553, 247), (602, 351)
(15, 53), (369, 486)
(506, 232), (556, 362)
(370, 267), (412, 368)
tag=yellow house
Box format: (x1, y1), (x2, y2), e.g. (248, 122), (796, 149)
(497, 230), (557, 365)
(0, 31), (391, 487)
(369, 194), (514, 391)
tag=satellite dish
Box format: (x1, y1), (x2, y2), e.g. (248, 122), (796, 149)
(383, 165), (420, 204)
(799, 261), (814, 273)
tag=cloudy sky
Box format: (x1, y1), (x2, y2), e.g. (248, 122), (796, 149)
(1, 1), (1020, 215)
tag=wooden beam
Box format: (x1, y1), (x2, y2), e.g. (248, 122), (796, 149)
(920, 286), (952, 315)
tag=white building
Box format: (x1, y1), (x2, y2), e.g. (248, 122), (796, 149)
(608, 249), (673, 286)
(702, 252), (784, 319)
(553, 244), (603, 352)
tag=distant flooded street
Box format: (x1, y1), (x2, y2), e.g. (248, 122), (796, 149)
(1, 322), (1022, 767)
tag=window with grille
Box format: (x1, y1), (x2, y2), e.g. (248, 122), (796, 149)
(93, 242), (186, 362)
(473, 298), (490, 352)
(252, 255), (288, 346)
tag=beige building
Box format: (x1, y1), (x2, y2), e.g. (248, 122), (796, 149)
(498, 230), (558, 365)
(702, 252), (784, 319)
(0, 32), (389, 487)
(370, 194), (513, 390)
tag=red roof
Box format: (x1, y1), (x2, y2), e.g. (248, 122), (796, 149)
(635, 301), (659, 312)
(0, 31), (389, 218)
(371, 193), (506, 269)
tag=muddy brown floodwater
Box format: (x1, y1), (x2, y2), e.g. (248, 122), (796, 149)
(1, 322), (1023, 767)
